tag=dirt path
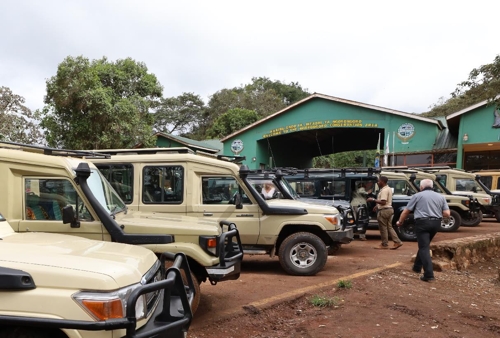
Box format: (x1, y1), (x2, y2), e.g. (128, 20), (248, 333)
(189, 220), (500, 337)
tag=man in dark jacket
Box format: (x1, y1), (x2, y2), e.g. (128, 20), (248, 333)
(396, 179), (450, 282)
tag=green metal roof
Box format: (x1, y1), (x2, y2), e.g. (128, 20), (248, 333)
(154, 132), (220, 153)
(432, 117), (457, 150)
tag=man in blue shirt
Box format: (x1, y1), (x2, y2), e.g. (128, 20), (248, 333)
(396, 179), (450, 282)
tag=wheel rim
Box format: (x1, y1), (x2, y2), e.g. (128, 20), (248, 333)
(289, 242), (317, 268)
(441, 216), (456, 229)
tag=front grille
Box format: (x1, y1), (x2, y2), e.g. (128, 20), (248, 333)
(143, 262), (162, 316)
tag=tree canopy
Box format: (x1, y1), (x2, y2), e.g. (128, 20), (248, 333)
(207, 108), (260, 139)
(153, 92), (205, 135)
(423, 54), (500, 117)
(39, 56), (163, 149)
(0, 86), (42, 144)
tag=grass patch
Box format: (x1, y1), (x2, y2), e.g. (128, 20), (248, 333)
(309, 294), (341, 308)
(337, 279), (353, 289)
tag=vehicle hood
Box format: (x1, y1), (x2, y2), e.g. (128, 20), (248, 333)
(0, 232), (158, 290)
(267, 199), (339, 214)
(116, 211), (221, 236)
(451, 191), (491, 204)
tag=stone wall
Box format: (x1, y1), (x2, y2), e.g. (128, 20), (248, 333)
(430, 232), (500, 271)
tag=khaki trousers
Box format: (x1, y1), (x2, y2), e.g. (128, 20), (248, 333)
(376, 208), (402, 246)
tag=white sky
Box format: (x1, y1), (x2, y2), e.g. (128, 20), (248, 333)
(1, 0), (499, 114)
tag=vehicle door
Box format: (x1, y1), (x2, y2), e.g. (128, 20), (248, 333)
(191, 175), (261, 244)
(18, 177), (104, 240)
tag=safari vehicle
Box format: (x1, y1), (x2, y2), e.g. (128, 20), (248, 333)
(0, 142), (243, 313)
(284, 168), (418, 241)
(88, 148), (353, 276)
(0, 213), (194, 338)
(382, 167), (482, 228)
(420, 167), (500, 222)
(473, 169), (500, 192)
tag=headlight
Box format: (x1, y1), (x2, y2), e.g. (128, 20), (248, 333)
(461, 200), (470, 207)
(73, 284), (146, 321)
(483, 197), (492, 204)
(324, 214), (340, 226)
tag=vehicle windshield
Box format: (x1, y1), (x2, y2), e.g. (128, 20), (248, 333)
(455, 178), (485, 193)
(87, 168), (127, 215)
(247, 176), (289, 200)
(279, 177), (299, 199)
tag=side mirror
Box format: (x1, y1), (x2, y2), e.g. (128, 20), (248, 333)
(472, 186), (478, 193)
(62, 205), (80, 228)
(234, 193), (243, 209)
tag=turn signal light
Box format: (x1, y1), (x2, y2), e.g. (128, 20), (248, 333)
(81, 299), (124, 320)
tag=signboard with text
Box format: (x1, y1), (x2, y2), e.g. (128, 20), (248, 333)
(262, 119), (378, 138)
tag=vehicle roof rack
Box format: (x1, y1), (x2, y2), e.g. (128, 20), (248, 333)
(299, 167), (380, 178)
(239, 166), (299, 178)
(0, 141), (110, 159)
(88, 147), (195, 156)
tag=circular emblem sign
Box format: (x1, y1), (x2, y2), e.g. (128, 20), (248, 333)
(397, 123), (415, 144)
(230, 139), (244, 155)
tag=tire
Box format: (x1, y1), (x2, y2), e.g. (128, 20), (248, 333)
(495, 211), (500, 222)
(165, 260), (201, 314)
(460, 210), (483, 227)
(440, 209), (461, 232)
(394, 215), (417, 241)
(278, 232), (328, 276)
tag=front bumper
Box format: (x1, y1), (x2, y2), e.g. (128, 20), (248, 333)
(207, 221), (244, 283)
(326, 227), (354, 244)
(0, 253), (193, 338)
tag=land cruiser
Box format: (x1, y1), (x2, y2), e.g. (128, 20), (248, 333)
(420, 167), (500, 222)
(382, 167), (481, 228)
(473, 169), (500, 192)
(284, 168), (419, 241)
(0, 213), (193, 338)
(89, 148), (353, 276)
(0, 143), (243, 313)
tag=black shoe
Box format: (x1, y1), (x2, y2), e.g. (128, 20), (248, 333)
(420, 276), (435, 282)
(412, 267), (421, 273)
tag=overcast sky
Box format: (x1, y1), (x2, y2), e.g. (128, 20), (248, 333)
(1, 0), (499, 115)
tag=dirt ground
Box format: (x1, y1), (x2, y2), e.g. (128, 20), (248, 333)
(188, 221), (500, 338)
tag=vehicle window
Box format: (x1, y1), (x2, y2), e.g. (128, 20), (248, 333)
(142, 166), (184, 204)
(202, 177), (251, 204)
(480, 176), (492, 190)
(382, 179), (416, 196)
(413, 179), (444, 193)
(455, 178), (484, 193)
(25, 178), (92, 221)
(435, 175), (447, 188)
(332, 181), (346, 196)
(291, 181), (316, 197)
(96, 164), (133, 204)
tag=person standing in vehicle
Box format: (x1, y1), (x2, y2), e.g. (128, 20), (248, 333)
(262, 182), (276, 199)
(396, 179), (450, 282)
(367, 176), (403, 250)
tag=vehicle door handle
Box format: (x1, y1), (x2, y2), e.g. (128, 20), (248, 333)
(203, 212), (213, 216)
(236, 214), (254, 217)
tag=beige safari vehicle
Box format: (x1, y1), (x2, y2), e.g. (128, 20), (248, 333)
(383, 168), (482, 228)
(0, 213), (193, 338)
(88, 148), (353, 276)
(0, 143), (243, 314)
(421, 167), (500, 221)
(473, 170), (500, 192)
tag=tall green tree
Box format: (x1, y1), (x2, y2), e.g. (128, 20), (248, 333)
(206, 108), (259, 139)
(423, 54), (500, 117)
(153, 92), (206, 136)
(195, 77), (310, 140)
(0, 86), (42, 144)
(40, 56), (162, 149)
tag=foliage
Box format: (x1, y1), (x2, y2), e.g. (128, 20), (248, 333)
(313, 150), (379, 168)
(194, 77), (310, 140)
(39, 56), (162, 149)
(336, 279), (352, 289)
(0, 86), (43, 144)
(153, 92), (206, 135)
(309, 294), (341, 308)
(206, 108), (259, 139)
(423, 54), (500, 117)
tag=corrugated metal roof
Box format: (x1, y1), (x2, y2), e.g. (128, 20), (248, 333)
(155, 132), (220, 153)
(432, 117), (457, 150)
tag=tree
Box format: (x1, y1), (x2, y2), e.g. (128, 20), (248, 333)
(153, 92), (206, 135)
(313, 150), (378, 168)
(0, 86), (43, 144)
(195, 77), (310, 140)
(453, 54), (500, 108)
(39, 56), (163, 149)
(207, 108), (260, 139)
(423, 54), (500, 117)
